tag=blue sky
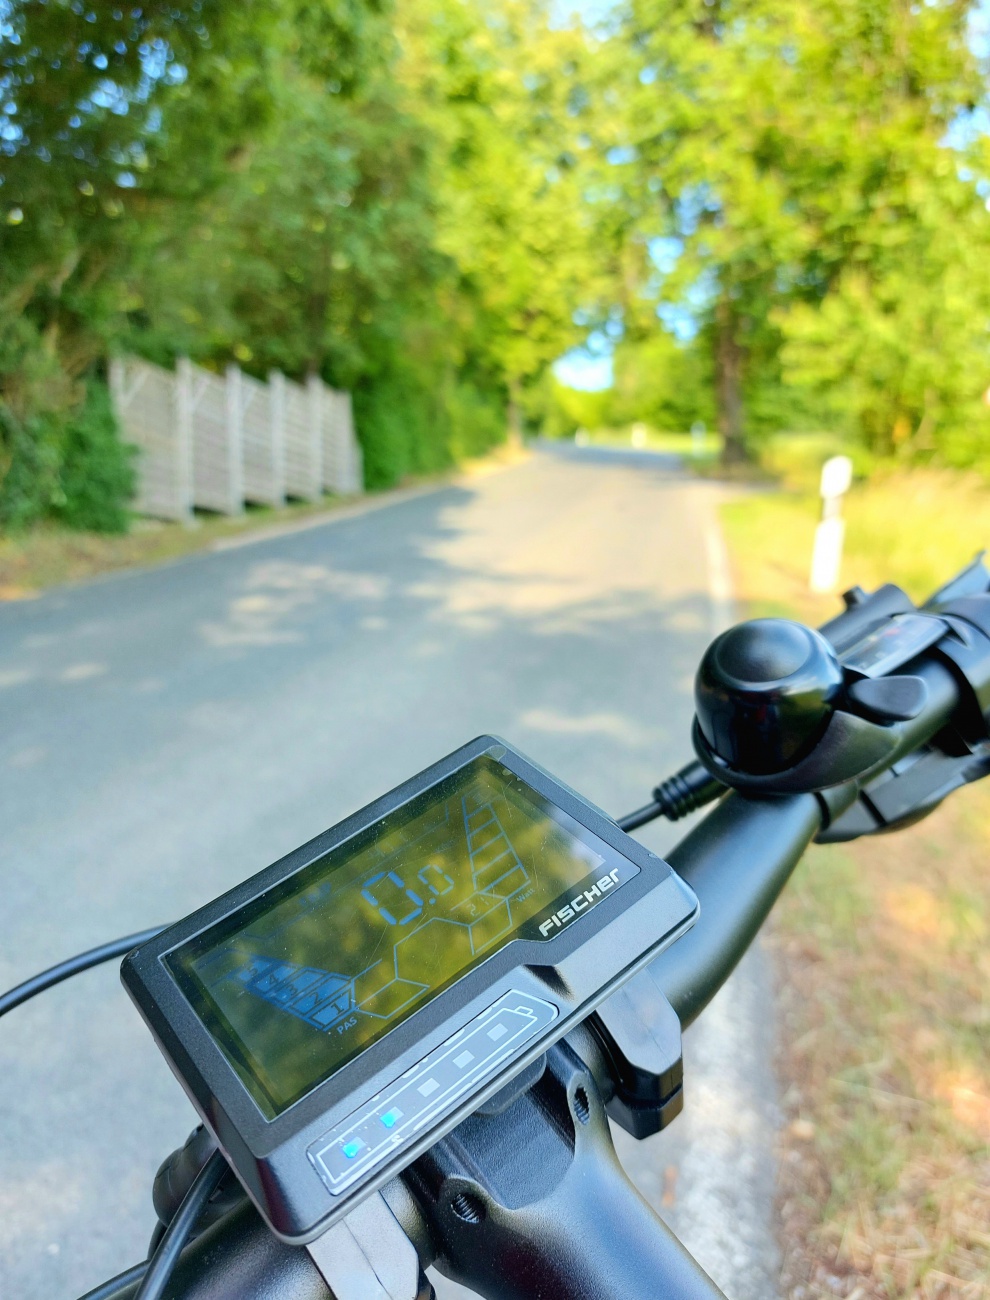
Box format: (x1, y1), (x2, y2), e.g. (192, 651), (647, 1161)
(553, 347), (614, 390)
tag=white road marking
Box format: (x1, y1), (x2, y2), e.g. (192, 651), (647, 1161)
(704, 504), (734, 635)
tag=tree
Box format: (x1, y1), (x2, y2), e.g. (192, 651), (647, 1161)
(0, 2), (276, 372)
(0, 0), (279, 521)
(395, 0), (610, 435)
(611, 0), (990, 463)
(609, 331), (715, 431)
(2, 0), (614, 506)
(129, 26), (503, 486)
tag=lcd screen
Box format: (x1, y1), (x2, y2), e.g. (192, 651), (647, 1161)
(167, 756), (615, 1117)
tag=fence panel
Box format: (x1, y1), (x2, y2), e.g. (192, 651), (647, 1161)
(111, 356), (361, 519)
(283, 375), (321, 501)
(111, 357), (190, 521)
(187, 363), (240, 515)
(241, 371), (283, 507)
(322, 388), (363, 494)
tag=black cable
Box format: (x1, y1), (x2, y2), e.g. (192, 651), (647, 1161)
(0, 927), (166, 1019)
(148, 1219), (166, 1258)
(617, 800), (664, 831)
(78, 1261), (149, 1300)
(135, 1149), (228, 1300)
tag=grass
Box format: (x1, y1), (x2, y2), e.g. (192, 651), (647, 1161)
(722, 466), (990, 622)
(721, 467), (990, 1300)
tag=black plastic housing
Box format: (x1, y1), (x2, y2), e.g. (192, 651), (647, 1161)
(411, 1040), (725, 1300)
(121, 736), (698, 1245)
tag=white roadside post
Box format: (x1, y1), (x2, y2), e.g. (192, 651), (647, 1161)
(690, 419), (706, 459)
(809, 454), (853, 594)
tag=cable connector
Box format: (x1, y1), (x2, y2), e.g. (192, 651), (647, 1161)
(617, 761), (724, 832)
(652, 762), (724, 821)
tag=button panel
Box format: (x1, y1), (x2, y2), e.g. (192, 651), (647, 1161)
(308, 990), (558, 1196)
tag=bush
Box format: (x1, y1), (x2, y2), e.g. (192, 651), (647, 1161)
(0, 404), (64, 531)
(54, 381), (136, 534)
(355, 366), (449, 489)
(355, 357), (506, 489)
(445, 379), (505, 460)
(0, 316), (73, 530)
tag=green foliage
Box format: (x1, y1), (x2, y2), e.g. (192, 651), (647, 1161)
(397, 0), (606, 393)
(55, 383), (135, 534)
(137, 75), (440, 383)
(445, 378), (507, 460)
(5, 0), (990, 529)
(0, 327), (131, 531)
(0, 317), (75, 528)
(535, 378), (613, 437)
(355, 360), (453, 489)
(609, 0), (990, 465)
(0, 2), (277, 371)
(0, 403), (61, 531)
(1, 0), (610, 519)
(0, 0), (280, 527)
(609, 333), (715, 431)
(356, 351), (507, 488)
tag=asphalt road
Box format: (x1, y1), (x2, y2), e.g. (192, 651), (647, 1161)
(0, 445), (779, 1300)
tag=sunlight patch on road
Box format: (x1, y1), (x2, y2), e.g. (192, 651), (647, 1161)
(519, 707), (649, 744)
(59, 663), (107, 682)
(200, 560), (388, 648)
(0, 668), (34, 689)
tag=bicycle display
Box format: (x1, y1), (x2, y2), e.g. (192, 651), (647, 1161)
(168, 755), (618, 1118)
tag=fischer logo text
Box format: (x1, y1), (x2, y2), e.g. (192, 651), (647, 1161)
(538, 869), (623, 937)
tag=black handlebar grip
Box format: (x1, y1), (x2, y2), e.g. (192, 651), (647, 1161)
(695, 618), (844, 775)
(657, 791), (823, 1029)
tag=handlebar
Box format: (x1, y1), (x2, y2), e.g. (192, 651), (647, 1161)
(659, 790), (821, 1027)
(63, 563), (990, 1300)
(96, 1200), (329, 1300)
(91, 790), (837, 1300)
(97, 785), (824, 1300)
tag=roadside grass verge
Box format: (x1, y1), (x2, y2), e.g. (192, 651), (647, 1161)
(0, 443), (528, 598)
(721, 468), (990, 1299)
(0, 496), (356, 598)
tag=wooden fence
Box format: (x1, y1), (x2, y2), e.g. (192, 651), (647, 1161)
(109, 356), (363, 522)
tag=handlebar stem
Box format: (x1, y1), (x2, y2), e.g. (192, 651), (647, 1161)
(405, 1040), (726, 1300)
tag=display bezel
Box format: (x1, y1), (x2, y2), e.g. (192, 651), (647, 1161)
(121, 736), (698, 1244)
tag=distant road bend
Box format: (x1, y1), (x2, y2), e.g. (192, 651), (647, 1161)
(0, 443), (779, 1300)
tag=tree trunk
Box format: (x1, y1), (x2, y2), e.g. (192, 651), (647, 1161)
(715, 297), (746, 467)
